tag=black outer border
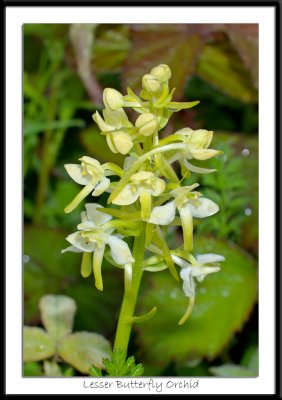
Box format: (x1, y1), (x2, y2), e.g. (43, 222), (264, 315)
(3, 0), (281, 397)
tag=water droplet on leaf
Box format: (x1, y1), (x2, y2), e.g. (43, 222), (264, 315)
(23, 255), (30, 263)
(170, 288), (179, 299)
(244, 208), (252, 216)
(242, 148), (250, 156)
(199, 287), (206, 295)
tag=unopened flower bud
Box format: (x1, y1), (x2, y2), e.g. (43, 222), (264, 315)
(142, 74), (161, 94)
(103, 88), (124, 111)
(151, 64), (171, 83)
(107, 131), (133, 155)
(135, 113), (158, 136)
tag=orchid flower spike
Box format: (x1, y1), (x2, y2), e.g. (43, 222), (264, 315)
(62, 204), (134, 291)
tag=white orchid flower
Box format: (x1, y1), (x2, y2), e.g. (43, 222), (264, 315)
(149, 185), (219, 251)
(175, 128), (221, 160)
(112, 171), (165, 220)
(173, 253), (224, 297)
(93, 108), (134, 155)
(62, 203), (134, 291)
(64, 156), (116, 213)
(164, 128), (222, 174)
(172, 253), (224, 325)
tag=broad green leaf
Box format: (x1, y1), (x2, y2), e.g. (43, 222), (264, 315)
(209, 364), (257, 377)
(197, 41), (257, 103)
(123, 27), (204, 99)
(136, 237), (257, 367)
(58, 332), (111, 373)
(23, 327), (56, 362)
(39, 295), (77, 342)
(24, 226), (124, 334)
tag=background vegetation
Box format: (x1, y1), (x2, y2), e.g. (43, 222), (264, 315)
(24, 23), (258, 377)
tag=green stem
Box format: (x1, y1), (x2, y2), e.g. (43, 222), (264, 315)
(113, 224), (146, 355)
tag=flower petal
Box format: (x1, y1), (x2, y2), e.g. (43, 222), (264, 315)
(111, 131), (133, 155)
(103, 108), (131, 128)
(190, 148), (221, 160)
(189, 197), (219, 218)
(66, 232), (95, 252)
(149, 201), (176, 225)
(107, 235), (135, 265)
(61, 245), (82, 254)
(191, 266), (221, 281)
(111, 184), (139, 205)
(92, 111), (114, 132)
(196, 253), (225, 264)
(64, 164), (90, 185)
(180, 267), (195, 297)
(130, 171), (153, 182)
(77, 221), (96, 231)
(189, 129), (213, 149)
(85, 203), (112, 226)
(151, 178), (166, 196)
(106, 134), (118, 153)
(92, 177), (110, 196)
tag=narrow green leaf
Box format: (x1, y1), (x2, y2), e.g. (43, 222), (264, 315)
(24, 119), (85, 136)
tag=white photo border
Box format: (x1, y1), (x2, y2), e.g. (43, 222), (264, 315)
(5, 4), (277, 396)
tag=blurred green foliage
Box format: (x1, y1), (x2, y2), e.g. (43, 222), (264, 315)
(24, 23), (258, 377)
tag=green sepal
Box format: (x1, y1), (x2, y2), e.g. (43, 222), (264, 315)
(167, 100), (200, 111)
